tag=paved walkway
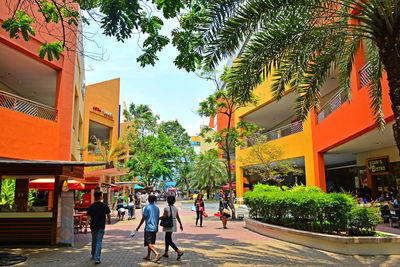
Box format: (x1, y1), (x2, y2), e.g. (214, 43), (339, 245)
(3, 201), (400, 266)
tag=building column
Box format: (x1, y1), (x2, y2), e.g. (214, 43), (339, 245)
(14, 179), (29, 212)
(0, 176), (2, 197)
(313, 152), (327, 191)
(236, 167), (244, 204)
(51, 176), (66, 245)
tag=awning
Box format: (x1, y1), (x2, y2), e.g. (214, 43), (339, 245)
(29, 179), (84, 190)
(222, 183), (236, 189)
(84, 168), (126, 177)
(110, 184), (121, 191)
(168, 188), (179, 191)
(135, 184), (144, 189)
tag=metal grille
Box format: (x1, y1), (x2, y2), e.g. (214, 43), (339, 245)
(0, 90), (57, 121)
(359, 63), (372, 88)
(246, 122), (303, 147)
(317, 88), (348, 123)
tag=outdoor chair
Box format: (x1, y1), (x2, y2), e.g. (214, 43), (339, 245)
(380, 205), (391, 223)
(389, 208), (400, 228)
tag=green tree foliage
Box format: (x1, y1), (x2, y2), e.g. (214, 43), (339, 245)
(1, 179), (16, 210)
(198, 67), (258, 217)
(240, 134), (302, 189)
(123, 103), (180, 186)
(189, 149), (227, 199)
(198, 0), (400, 153)
(160, 120), (196, 197)
(1, 0), (209, 71)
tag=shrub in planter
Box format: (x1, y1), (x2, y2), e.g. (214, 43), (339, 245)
(348, 207), (380, 236)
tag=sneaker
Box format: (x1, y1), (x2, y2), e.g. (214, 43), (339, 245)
(95, 260), (101, 264)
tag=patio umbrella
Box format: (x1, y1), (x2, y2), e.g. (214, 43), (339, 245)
(29, 179), (84, 190)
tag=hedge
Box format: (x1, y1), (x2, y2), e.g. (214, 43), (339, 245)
(244, 184), (379, 236)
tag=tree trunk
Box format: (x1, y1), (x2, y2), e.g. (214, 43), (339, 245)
(377, 33), (400, 154)
(226, 150), (236, 220)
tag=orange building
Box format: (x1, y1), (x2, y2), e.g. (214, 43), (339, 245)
(0, 1), (88, 245)
(0, 6), (78, 161)
(235, 39), (396, 201)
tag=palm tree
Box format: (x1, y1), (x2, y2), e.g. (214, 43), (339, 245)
(86, 136), (127, 169)
(199, 0), (400, 152)
(189, 149), (228, 199)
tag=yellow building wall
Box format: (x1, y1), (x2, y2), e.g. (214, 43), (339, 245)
(234, 75), (317, 202)
(82, 78), (120, 162)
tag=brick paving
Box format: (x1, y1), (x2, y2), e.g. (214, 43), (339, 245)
(2, 201), (400, 266)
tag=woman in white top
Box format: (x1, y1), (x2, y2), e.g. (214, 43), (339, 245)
(159, 195), (184, 260)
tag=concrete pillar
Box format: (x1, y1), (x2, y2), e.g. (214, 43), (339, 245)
(236, 167), (244, 204)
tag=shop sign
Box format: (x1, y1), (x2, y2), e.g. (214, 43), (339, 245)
(93, 106), (113, 119)
(367, 157), (389, 174)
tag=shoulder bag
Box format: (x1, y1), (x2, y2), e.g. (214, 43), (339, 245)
(160, 206), (174, 228)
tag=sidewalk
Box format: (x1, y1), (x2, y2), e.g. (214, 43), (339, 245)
(2, 201), (400, 266)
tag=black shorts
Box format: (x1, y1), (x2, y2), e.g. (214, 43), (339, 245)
(144, 231), (157, 246)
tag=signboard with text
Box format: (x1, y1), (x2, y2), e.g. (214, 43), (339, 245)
(367, 157), (390, 174)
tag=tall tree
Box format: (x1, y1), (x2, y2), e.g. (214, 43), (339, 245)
(1, 0), (206, 71)
(198, 0), (400, 154)
(198, 68), (257, 218)
(160, 120), (196, 197)
(123, 103), (180, 186)
(189, 149), (228, 199)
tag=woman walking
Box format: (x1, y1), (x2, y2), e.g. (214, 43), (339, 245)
(219, 194), (234, 229)
(159, 195), (184, 260)
(128, 195), (135, 220)
(194, 194), (205, 227)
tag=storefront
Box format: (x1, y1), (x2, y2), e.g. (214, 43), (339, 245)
(0, 159), (105, 245)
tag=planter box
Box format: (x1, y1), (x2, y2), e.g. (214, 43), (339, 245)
(245, 218), (400, 255)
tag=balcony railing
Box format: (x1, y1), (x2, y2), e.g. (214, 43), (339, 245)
(246, 122), (303, 147)
(359, 63), (372, 88)
(317, 88), (348, 123)
(0, 90), (57, 121)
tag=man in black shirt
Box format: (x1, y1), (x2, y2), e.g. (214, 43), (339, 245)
(86, 191), (111, 264)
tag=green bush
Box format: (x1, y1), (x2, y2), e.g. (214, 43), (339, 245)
(348, 207), (380, 236)
(244, 184), (379, 236)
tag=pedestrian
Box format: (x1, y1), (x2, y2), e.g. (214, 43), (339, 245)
(194, 194), (205, 227)
(159, 195), (184, 260)
(85, 191), (111, 264)
(141, 192), (149, 213)
(116, 193), (124, 221)
(219, 193), (234, 229)
(128, 195), (135, 220)
(135, 194), (161, 263)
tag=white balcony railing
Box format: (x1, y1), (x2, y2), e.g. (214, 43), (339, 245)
(0, 90), (57, 121)
(246, 122), (303, 147)
(359, 63), (372, 88)
(317, 88), (348, 123)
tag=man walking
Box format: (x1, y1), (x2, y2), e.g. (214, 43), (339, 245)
(136, 194), (161, 263)
(86, 191), (111, 264)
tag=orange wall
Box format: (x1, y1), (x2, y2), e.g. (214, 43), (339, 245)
(0, 3), (77, 160)
(311, 44), (394, 188)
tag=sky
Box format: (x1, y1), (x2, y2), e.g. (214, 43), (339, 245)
(83, 17), (216, 136)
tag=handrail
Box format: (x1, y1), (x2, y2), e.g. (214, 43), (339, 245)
(0, 89), (57, 121)
(317, 87), (347, 123)
(359, 63), (372, 88)
(246, 121), (303, 148)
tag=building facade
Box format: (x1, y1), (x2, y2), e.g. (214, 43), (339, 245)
(82, 78), (121, 163)
(235, 41), (394, 201)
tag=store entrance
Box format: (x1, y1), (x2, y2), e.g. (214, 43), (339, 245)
(373, 174), (397, 195)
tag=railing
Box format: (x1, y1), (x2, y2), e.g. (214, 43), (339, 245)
(0, 90), (57, 121)
(246, 122), (303, 147)
(317, 88), (348, 123)
(359, 63), (372, 88)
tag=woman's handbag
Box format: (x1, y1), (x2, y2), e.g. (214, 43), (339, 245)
(222, 208), (230, 216)
(203, 211), (208, 218)
(160, 206), (174, 228)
